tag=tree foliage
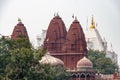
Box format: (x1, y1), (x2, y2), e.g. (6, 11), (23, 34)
(0, 36), (10, 54)
(0, 37), (69, 80)
(88, 49), (117, 74)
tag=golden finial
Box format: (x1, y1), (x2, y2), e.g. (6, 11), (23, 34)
(91, 15), (94, 25)
(90, 15), (95, 29)
(18, 18), (21, 22)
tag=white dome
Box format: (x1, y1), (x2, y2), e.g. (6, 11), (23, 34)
(39, 52), (64, 66)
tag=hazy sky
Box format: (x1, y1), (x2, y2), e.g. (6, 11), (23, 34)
(0, 0), (120, 65)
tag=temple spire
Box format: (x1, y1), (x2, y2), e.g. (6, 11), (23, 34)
(11, 18), (29, 40)
(90, 15), (95, 29)
(44, 16), (67, 53)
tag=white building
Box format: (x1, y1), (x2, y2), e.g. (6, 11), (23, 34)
(36, 29), (47, 47)
(85, 16), (107, 51)
(106, 44), (118, 64)
(85, 16), (117, 64)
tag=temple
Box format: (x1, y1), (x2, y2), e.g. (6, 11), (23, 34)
(42, 15), (95, 80)
(44, 15), (67, 53)
(85, 16), (107, 51)
(85, 16), (118, 64)
(62, 18), (87, 54)
(11, 18), (29, 40)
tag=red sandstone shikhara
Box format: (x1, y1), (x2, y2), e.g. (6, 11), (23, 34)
(11, 18), (29, 40)
(44, 15), (88, 69)
(43, 15), (95, 80)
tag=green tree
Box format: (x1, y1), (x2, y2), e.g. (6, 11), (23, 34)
(39, 64), (70, 80)
(11, 36), (32, 50)
(88, 49), (117, 74)
(0, 37), (69, 80)
(4, 48), (69, 80)
(0, 36), (11, 79)
(5, 48), (44, 80)
(0, 36), (10, 54)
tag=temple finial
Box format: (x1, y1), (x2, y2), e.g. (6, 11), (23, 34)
(18, 18), (21, 22)
(75, 16), (77, 20)
(57, 12), (59, 16)
(91, 15), (94, 25)
(72, 14), (74, 19)
(90, 15), (95, 29)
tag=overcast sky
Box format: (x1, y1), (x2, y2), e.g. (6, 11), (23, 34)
(0, 0), (120, 65)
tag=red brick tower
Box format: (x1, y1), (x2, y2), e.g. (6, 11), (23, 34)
(59, 18), (87, 70)
(11, 18), (29, 40)
(44, 15), (67, 53)
(44, 16), (87, 70)
(62, 18), (87, 54)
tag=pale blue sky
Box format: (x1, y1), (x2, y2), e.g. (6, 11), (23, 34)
(0, 0), (120, 65)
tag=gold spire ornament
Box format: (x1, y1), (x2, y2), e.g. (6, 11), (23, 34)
(90, 15), (95, 29)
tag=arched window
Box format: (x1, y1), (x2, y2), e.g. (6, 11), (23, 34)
(80, 73), (85, 78)
(86, 73), (90, 78)
(72, 73), (77, 78)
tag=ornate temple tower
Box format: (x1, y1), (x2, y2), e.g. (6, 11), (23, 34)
(44, 16), (87, 70)
(11, 18), (29, 40)
(62, 18), (87, 54)
(59, 18), (87, 70)
(85, 16), (107, 51)
(44, 15), (67, 53)
(43, 16), (95, 80)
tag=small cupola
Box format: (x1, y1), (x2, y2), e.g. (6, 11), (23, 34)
(77, 56), (93, 71)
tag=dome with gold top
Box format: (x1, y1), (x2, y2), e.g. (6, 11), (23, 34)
(39, 52), (64, 66)
(77, 56), (93, 71)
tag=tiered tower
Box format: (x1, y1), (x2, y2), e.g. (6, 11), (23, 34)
(11, 18), (29, 40)
(44, 15), (67, 53)
(44, 16), (87, 70)
(62, 18), (87, 54)
(85, 16), (107, 51)
(43, 16), (95, 80)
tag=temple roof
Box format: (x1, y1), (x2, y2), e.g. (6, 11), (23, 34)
(44, 15), (67, 53)
(77, 56), (93, 68)
(45, 15), (67, 41)
(62, 19), (87, 54)
(11, 18), (29, 40)
(39, 52), (64, 66)
(76, 56), (93, 72)
(85, 16), (106, 51)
